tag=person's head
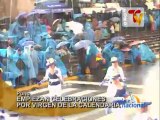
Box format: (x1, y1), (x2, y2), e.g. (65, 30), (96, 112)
(111, 57), (119, 67)
(46, 58), (56, 69)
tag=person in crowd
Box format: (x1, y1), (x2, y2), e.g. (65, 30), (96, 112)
(12, 48), (29, 86)
(6, 40), (21, 82)
(115, 22), (120, 35)
(101, 20), (110, 39)
(149, 13), (155, 32)
(112, 44), (125, 65)
(104, 57), (125, 81)
(45, 46), (68, 78)
(130, 44), (141, 65)
(102, 42), (114, 68)
(29, 45), (40, 77)
(57, 45), (71, 76)
(23, 46), (37, 85)
(86, 43), (105, 80)
(84, 25), (95, 42)
(77, 48), (87, 75)
(109, 21), (115, 38)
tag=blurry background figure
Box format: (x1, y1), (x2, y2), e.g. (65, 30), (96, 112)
(132, 102), (152, 120)
(29, 45), (40, 77)
(13, 48), (29, 86)
(77, 48), (87, 75)
(23, 46), (36, 85)
(115, 22), (120, 36)
(110, 22), (115, 38)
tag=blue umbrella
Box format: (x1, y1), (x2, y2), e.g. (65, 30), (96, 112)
(22, 40), (35, 47)
(56, 41), (70, 49)
(110, 36), (125, 42)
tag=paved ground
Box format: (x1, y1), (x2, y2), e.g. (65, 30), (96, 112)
(0, 61), (159, 120)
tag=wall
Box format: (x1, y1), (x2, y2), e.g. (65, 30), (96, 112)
(0, 0), (35, 19)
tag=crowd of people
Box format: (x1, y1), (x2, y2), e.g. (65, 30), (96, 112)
(0, 8), (159, 88)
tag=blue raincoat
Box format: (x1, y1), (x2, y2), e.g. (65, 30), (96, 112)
(23, 46), (36, 79)
(8, 21), (26, 42)
(112, 48), (124, 63)
(102, 43), (114, 68)
(0, 49), (7, 57)
(86, 43), (99, 64)
(6, 47), (21, 78)
(28, 45), (40, 76)
(46, 38), (57, 50)
(12, 51), (29, 84)
(84, 27), (95, 41)
(130, 46), (141, 64)
(139, 44), (156, 62)
(38, 51), (46, 69)
(45, 47), (67, 76)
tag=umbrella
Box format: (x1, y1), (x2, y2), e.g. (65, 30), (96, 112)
(110, 36), (125, 42)
(74, 40), (93, 50)
(22, 40), (35, 47)
(56, 41), (70, 49)
(110, 36), (125, 44)
(129, 41), (141, 46)
(65, 21), (84, 35)
(110, 17), (120, 22)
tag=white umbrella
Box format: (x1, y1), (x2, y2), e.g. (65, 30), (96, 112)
(110, 17), (120, 22)
(56, 41), (70, 49)
(65, 21), (84, 35)
(74, 40), (92, 50)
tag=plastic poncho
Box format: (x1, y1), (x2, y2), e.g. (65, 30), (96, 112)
(0, 49), (7, 57)
(12, 50), (29, 84)
(112, 48), (124, 63)
(139, 44), (156, 62)
(6, 47), (22, 83)
(45, 47), (67, 77)
(29, 45), (40, 76)
(38, 51), (46, 69)
(130, 46), (141, 63)
(102, 43), (114, 68)
(84, 27), (95, 41)
(86, 43), (99, 66)
(23, 46), (36, 79)
(46, 38), (57, 50)
(8, 21), (26, 42)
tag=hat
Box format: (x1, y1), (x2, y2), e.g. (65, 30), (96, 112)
(112, 74), (121, 80)
(46, 58), (55, 67)
(111, 57), (118, 62)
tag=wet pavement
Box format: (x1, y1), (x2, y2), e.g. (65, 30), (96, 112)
(1, 60), (159, 120)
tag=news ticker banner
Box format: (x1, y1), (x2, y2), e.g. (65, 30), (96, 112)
(0, 80), (119, 116)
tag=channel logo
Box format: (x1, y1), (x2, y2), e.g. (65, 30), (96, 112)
(122, 7), (144, 27)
